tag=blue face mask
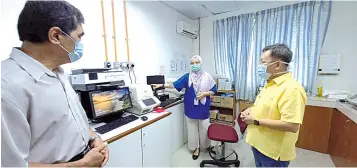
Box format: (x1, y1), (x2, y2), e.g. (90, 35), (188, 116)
(59, 31), (84, 63)
(257, 61), (289, 80)
(257, 64), (271, 80)
(191, 64), (201, 72)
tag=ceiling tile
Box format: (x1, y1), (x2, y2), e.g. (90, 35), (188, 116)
(161, 1), (302, 20)
(200, 1), (240, 14)
(161, 1), (212, 19)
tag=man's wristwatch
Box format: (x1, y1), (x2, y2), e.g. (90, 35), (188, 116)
(254, 119), (260, 126)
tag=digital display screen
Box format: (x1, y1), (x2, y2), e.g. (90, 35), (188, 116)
(142, 98), (156, 106)
(147, 75), (165, 85)
(91, 88), (132, 117)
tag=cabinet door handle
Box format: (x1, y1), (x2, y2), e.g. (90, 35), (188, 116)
(143, 133), (146, 136)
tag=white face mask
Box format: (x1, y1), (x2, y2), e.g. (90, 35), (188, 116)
(257, 61), (289, 80)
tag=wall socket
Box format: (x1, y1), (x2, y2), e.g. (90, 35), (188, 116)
(104, 61), (112, 68)
(119, 62), (135, 70)
(104, 61), (135, 71)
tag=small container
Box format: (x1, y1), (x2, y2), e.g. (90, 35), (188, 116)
(317, 86), (323, 97)
(154, 107), (165, 113)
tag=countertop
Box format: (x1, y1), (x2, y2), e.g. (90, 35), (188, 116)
(91, 100), (184, 143)
(307, 96), (357, 124)
(163, 99), (184, 109)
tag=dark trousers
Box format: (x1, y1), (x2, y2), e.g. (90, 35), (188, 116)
(252, 147), (290, 167)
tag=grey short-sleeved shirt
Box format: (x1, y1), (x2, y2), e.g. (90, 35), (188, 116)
(1, 48), (90, 166)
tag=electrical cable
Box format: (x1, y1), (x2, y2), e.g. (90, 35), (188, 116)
(132, 68), (137, 84)
(127, 65), (133, 84)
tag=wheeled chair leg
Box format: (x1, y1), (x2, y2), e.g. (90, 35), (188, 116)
(200, 159), (240, 167)
(200, 143), (240, 167)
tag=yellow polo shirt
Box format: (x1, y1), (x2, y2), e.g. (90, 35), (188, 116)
(246, 73), (307, 161)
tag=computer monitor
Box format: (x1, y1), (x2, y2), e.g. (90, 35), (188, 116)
(81, 87), (133, 121)
(147, 75), (165, 85)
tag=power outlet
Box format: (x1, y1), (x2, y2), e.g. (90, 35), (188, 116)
(120, 62), (128, 70)
(104, 61), (112, 68)
(128, 62), (135, 69)
(118, 62), (135, 71)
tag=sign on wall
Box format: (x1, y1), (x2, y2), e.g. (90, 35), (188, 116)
(170, 51), (189, 73)
(318, 54), (341, 75)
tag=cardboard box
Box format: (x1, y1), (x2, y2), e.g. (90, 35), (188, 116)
(218, 113), (233, 122)
(218, 113), (228, 121)
(225, 115), (233, 122)
(239, 100), (254, 113)
(220, 97), (234, 108)
(210, 110), (219, 119)
(211, 96), (221, 103)
(211, 102), (221, 107)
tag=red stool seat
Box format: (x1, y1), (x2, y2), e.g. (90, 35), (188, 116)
(207, 124), (239, 143)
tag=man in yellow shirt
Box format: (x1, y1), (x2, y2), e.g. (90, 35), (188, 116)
(241, 44), (307, 167)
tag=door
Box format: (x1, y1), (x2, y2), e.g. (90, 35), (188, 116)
(105, 130), (143, 167)
(345, 119), (357, 166)
(142, 115), (171, 167)
(296, 106), (333, 153)
(167, 103), (185, 155)
(328, 109), (351, 167)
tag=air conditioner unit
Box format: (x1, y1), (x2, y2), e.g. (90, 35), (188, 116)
(176, 21), (198, 39)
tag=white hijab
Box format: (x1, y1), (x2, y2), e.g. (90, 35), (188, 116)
(188, 55), (216, 105)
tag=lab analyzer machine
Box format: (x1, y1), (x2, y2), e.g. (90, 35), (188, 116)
(127, 84), (161, 116)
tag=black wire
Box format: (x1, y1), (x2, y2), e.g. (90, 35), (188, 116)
(128, 68), (133, 84)
(132, 68), (137, 84)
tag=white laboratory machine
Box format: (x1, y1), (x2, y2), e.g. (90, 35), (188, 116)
(70, 68), (126, 85)
(127, 84), (161, 115)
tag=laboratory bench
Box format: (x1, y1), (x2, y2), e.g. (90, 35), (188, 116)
(90, 100), (186, 167)
(296, 97), (357, 167)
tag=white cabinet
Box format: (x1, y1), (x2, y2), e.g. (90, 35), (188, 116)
(167, 103), (185, 155)
(142, 115), (171, 167)
(105, 130), (142, 167)
(104, 110), (180, 167)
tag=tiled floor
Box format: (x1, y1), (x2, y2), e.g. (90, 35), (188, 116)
(172, 141), (335, 167)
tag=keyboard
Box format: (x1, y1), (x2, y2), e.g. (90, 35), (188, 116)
(160, 99), (180, 108)
(95, 115), (139, 134)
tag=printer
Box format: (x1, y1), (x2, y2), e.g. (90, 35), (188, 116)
(70, 68), (126, 86)
(127, 84), (161, 115)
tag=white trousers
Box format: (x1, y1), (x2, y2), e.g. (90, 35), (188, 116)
(186, 116), (210, 151)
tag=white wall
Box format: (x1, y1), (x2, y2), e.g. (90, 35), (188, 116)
(315, 1), (357, 94)
(199, 1), (357, 94)
(0, 0), (198, 83)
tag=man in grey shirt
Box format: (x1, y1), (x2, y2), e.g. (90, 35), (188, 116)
(1, 1), (109, 167)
